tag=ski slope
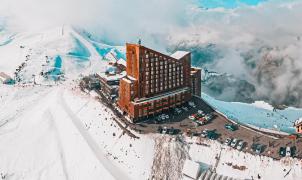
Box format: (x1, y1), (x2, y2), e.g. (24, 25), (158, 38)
(0, 26), (125, 83)
(0, 84), (155, 180)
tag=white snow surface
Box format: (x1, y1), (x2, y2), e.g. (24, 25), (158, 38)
(0, 84), (154, 180)
(0, 26), (125, 83)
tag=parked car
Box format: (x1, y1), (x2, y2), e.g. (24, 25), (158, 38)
(165, 114), (169, 119)
(231, 138), (239, 148)
(198, 110), (205, 116)
(255, 144), (264, 154)
(225, 124), (238, 131)
(205, 114), (213, 121)
(174, 108), (182, 114)
(224, 138), (232, 146)
(207, 130), (219, 140)
(188, 101), (196, 108)
(162, 126), (168, 134)
(189, 115), (196, 120)
(196, 117), (207, 125)
(182, 106), (189, 111)
(201, 130), (208, 138)
(237, 141), (246, 151)
(279, 147), (286, 157)
(157, 126), (163, 133)
(286, 146), (292, 157)
(168, 127), (175, 135)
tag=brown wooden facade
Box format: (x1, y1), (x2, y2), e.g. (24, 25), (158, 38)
(118, 43), (200, 122)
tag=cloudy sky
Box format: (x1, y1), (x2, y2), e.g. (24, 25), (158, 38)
(1, 0), (302, 106)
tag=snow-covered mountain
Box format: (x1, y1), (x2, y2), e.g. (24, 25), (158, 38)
(1, 25), (302, 180)
(0, 26), (125, 84)
(168, 40), (302, 108)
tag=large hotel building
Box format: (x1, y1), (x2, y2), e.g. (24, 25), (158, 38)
(118, 43), (201, 122)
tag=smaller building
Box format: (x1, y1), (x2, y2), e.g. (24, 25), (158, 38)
(98, 71), (126, 101)
(294, 118), (302, 134)
(0, 72), (15, 85)
(190, 67), (201, 97)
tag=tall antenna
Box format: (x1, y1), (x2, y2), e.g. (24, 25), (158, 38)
(138, 38), (142, 45)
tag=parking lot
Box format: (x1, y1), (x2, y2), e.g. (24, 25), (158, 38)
(127, 97), (302, 160)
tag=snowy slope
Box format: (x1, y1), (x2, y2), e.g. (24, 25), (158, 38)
(0, 86), (116, 180)
(0, 26), (125, 84)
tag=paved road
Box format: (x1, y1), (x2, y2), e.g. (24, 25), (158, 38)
(122, 97), (302, 160)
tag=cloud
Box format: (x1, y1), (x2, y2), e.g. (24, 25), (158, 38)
(165, 0), (302, 106)
(1, 0), (302, 106)
(0, 0), (192, 49)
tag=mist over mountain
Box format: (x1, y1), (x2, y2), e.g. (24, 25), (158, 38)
(1, 0), (302, 107)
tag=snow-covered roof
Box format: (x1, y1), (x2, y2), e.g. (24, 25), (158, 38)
(127, 75), (137, 81)
(99, 71), (126, 82)
(182, 159), (200, 179)
(117, 58), (126, 67)
(170, 51), (190, 60)
(294, 118), (302, 126)
(122, 77), (132, 84)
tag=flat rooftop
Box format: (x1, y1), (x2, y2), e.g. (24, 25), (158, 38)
(99, 71), (126, 82)
(170, 51), (190, 60)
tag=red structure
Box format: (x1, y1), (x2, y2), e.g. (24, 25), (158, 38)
(118, 43), (201, 122)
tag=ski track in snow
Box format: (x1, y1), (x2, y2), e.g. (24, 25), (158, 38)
(58, 89), (131, 180)
(46, 110), (70, 180)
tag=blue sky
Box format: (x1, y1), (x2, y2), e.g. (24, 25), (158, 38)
(198, 0), (267, 9)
